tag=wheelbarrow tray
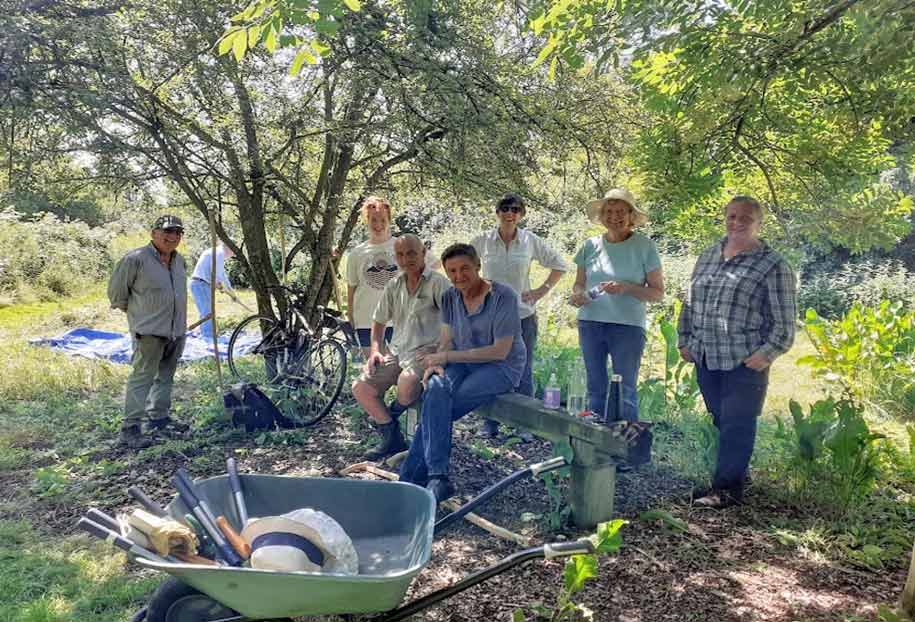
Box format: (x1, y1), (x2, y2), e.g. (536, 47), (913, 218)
(139, 474), (436, 619)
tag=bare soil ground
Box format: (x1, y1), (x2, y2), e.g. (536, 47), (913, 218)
(4, 386), (902, 622)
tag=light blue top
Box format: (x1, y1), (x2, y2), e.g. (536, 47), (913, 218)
(573, 232), (661, 329)
(441, 281), (526, 386)
(192, 246), (232, 290)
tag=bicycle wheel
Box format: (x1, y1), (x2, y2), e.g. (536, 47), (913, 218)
(271, 338), (347, 427)
(227, 315), (297, 385)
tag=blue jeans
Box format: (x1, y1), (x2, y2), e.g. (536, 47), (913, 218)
(696, 362), (769, 492)
(399, 362), (515, 484)
(190, 279), (215, 340)
(518, 314), (538, 397)
(578, 320), (646, 421)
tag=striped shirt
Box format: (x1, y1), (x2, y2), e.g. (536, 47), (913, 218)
(678, 238), (796, 371)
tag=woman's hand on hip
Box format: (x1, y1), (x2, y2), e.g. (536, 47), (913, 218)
(521, 285), (547, 305)
(743, 350), (771, 371)
(678, 346), (694, 363)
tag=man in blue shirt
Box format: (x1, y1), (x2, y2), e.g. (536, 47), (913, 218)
(190, 243), (235, 340)
(400, 243), (526, 501)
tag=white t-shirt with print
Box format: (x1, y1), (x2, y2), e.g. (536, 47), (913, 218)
(345, 238), (398, 329)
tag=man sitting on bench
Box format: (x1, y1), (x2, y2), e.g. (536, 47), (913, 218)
(400, 243), (526, 502)
(352, 234), (451, 461)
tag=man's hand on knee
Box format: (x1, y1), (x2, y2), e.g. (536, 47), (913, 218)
(421, 366), (444, 388)
(364, 351), (385, 375)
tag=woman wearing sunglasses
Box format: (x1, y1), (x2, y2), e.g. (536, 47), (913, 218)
(470, 193), (570, 436)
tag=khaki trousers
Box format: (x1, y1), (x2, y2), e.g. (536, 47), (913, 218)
(123, 335), (185, 428)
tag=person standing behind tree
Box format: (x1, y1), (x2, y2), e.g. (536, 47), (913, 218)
(346, 196), (398, 355)
(190, 243), (235, 340)
(107, 215), (190, 449)
(678, 195), (796, 508)
(470, 193), (570, 437)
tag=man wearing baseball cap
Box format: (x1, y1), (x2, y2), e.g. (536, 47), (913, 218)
(107, 215), (190, 449)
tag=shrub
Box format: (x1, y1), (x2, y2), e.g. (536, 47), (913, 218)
(0, 208), (112, 303)
(799, 301), (915, 419)
(798, 259), (915, 319)
(773, 398), (885, 514)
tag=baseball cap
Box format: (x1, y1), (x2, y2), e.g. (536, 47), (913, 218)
(152, 215), (184, 232)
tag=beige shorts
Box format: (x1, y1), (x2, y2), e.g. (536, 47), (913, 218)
(358, 355), (420, 393)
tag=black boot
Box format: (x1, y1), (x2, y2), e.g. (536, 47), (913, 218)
(364, 421), (408, 461)
(426, 477), (455, 503)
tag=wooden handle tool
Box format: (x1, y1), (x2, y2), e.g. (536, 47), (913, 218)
(216, 516), (252, 560)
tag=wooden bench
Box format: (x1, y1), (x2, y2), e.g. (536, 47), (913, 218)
(405, 393), (652, 528)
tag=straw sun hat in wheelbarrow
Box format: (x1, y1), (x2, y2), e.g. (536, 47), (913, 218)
(241, 508), (359, 575)
(587, 188), (649, 227)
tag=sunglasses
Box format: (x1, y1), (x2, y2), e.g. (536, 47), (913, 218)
(497, 205), (523, 213)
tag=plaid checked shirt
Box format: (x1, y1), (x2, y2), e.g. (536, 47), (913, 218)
(678, 238), (797, 371)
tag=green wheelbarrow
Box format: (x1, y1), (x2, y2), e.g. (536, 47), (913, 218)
(121, 457), (593, 622)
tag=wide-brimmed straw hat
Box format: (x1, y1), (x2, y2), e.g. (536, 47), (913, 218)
(242, 512), (335, 573)
(587, 188), (648, 227)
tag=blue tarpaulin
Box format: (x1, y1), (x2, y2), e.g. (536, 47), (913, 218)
(30, 327), (261, 364)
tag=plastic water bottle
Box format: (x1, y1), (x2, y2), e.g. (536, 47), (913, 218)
(587, 284), (606, 300)
(543, 373), (561, 409)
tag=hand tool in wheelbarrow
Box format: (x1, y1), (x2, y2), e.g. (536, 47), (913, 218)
(172, 469), (244, 567)
(226, 457), (248, 528)
(433, 455), (569, 535)
(76, 517), (177, 565)
(128, 485), (168, 517)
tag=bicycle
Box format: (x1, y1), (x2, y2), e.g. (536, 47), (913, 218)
(226, 284), (357, 427)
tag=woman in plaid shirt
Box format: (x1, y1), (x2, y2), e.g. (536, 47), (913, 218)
(678, 196), (797, 508)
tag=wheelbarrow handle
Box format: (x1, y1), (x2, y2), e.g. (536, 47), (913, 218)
(433, 456), (571, 535)
(379, 539), (594, 622)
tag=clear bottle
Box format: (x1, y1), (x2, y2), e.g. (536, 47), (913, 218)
(543, 373), (561, 409)
(587, 284), (606, 299)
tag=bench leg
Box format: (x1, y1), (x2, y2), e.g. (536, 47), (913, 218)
(568, 438), (616, 528)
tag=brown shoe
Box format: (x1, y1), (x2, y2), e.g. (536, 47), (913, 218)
(118, 425), (155, 450)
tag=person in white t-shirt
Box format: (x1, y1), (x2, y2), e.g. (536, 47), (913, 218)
(346, 196), (398, 354)
(470, 193), (570, 437)
(190, 243), (235, 340)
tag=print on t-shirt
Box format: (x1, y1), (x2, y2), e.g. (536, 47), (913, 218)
(364, 253), (398, 290)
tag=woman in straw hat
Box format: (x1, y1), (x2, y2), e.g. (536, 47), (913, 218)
(569, 188), (664, 423)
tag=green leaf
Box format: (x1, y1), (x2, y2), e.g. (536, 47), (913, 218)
(315, 20), (340, 35)
(264, 27), (278, 53)
(512, 609), (527, 622)
(289, 46), (316, 76)
(343, 0), (362, 10)
(639, 509), (688, 532)
(592, 519), (626, 554)
(232, 30), (248, 61)
(217, 29), (241, 56)
(247, 25), (263, 49)
(563, 554), (597, 595)
(310, 39), (331, 56)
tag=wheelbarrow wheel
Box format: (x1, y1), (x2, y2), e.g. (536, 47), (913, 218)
(146, 577), (244, 622)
